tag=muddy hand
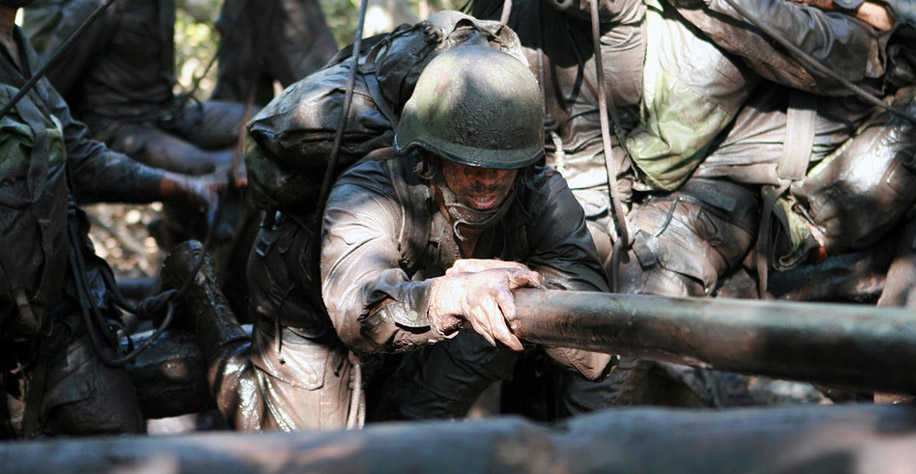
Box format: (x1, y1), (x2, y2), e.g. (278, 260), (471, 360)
(429, 267), (541, 351)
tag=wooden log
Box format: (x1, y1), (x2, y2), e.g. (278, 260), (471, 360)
(2, 405), (915, 473)
(512, 289), (916, 394)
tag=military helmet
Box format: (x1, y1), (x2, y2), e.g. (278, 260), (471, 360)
(394, 45), (545, 169)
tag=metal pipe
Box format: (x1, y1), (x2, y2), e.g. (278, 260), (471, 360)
(513, 289), (916, 394)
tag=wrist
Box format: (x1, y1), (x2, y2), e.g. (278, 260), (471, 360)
(427, 279), (462, 338)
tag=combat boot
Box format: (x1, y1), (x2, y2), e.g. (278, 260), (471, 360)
(160, 240), (249, 361)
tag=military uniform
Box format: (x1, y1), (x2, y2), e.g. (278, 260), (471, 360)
(202, 37), (618, 430)
(0, 25), (169, 436)
(321, 152), (614, 420)
(23, 0), (250, 176)
(472, 0), (916, 405)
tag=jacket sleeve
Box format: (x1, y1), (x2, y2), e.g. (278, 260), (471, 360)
(320, 161), (446, 355)
(525, 171), (610, 294)
(670, 0), (888, 95)
(44, 79), (164, 204)
(524, 171), (618, 381)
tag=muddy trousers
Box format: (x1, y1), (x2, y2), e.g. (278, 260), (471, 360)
(164, 238), (354, 431)
(208, 322), (354, 431)
(2, 306), (144, 437)
(584, 177), (761, 407)
(373, 331), (632, 421)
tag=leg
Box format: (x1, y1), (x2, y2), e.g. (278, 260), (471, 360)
(588, 178), (761, 408)
(175, 100), (255, 152)
(373, 331), (518, 421)
(786, 89), (916, 260)
(99, 122), (234, 176)
(40, 314), (145, 436)
(877, 220), (916, 308)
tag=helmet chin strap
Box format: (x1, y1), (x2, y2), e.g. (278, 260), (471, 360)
(431, 171), (517, 242)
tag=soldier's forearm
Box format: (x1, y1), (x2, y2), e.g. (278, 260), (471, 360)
(800, 0), (895, 30)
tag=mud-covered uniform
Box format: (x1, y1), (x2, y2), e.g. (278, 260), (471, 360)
(321, 152), (614, 420)
(473, 0), (916, 405)
(208, 150), (615, 429)
(0, 25), (168, 437)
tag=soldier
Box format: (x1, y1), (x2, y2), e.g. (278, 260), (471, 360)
(163, 43), (617, 430)
(210, 0), (338, 106)
(664, 0), (916, 302)
(469, 0), (915, 406)
(0, 0), (224, 437)
(22, 0), (262, 318)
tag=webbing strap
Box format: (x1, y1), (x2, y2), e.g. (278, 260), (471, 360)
(777, 91), (817, 181)
(757, 90), (818, 298)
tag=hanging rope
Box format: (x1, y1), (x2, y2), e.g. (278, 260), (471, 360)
(589, 0), (632, 291)
(315, 0), (371, 217)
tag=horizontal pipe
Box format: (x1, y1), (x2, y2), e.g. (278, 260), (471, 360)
(513, 289), (916, 394)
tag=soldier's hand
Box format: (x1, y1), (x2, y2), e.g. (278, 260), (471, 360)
(159, 171), (229, 211)
(428, 268), (542, 351)
(446, 259), (532, 275)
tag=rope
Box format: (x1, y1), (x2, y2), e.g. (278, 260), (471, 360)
(316, 0), (371, 216)
(589, 0), (632, 291)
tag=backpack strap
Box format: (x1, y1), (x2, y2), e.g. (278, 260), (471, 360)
(757, 90), (818, 298)
(384, 153), (431, 271)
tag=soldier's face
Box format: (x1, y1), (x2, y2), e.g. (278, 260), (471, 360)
(440, 159), (518, 211)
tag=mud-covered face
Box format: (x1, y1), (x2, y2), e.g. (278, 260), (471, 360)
(440, 158), (518, 211)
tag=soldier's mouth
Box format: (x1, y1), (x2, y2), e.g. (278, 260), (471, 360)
(467, 194), (499, 210)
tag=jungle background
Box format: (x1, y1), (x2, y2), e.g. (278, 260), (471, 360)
(86, 0), (460, 283)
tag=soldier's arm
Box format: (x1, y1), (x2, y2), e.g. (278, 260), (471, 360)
(48, 79), (225, 206)
(525, 171), (609, 294)
(522, 170), (618, 381)
(799, 0), (894, 30)
(320, 162), (447, 354)
(669, 0), (888, 95)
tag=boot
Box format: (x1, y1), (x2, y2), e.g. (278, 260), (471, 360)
(160, 240), (248, 361)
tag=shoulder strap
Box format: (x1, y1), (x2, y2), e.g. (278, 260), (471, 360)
(384, 154), (431, 271)
(757, 90), (818, 298)
(777, 90), (818, 181)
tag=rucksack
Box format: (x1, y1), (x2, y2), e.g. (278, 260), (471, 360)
(244, 10), (525, 215)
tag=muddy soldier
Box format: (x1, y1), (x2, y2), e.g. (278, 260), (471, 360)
(469, 0), (915, 405)
(22, 0), (258, 316)
(0, 0), (224, 437)
(164, 40), (617, 430)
